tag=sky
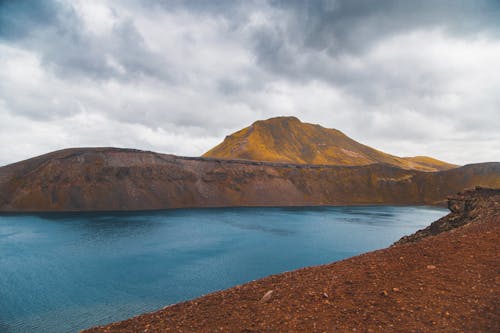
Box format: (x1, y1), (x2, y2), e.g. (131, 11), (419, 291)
(1, 0), (499, 166)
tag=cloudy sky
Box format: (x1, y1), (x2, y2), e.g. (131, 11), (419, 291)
(1, 0), (499, 166)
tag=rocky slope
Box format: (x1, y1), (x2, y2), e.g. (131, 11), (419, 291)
(0, 148), (498, 212)
(203, 117), (457, 171)
(83, 188), (500, 332)
(395, 187), (500, 244)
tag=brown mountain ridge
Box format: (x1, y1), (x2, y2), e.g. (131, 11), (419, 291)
(0, 147), (498, 212)
(203, 116), (457, 172)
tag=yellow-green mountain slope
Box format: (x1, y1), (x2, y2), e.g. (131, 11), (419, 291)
(203, 116), (458, 171)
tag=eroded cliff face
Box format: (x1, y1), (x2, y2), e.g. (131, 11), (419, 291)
(0, 148), (498, 212)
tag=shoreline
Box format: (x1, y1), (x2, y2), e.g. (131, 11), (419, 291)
(0, 203), (448, 215)
(83, 188), (500, 332)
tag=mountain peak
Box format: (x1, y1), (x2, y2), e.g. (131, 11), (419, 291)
(255, 115), (301, 123)
(203, 116), (457, 171)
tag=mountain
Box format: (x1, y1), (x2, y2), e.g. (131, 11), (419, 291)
(203, 116), (457, 172)
(0, 148), (498, 212)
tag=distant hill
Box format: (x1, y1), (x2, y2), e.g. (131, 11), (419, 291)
(0, 148), (498, 212)
(203, 116), (457, 172)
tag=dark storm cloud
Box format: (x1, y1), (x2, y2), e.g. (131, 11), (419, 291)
(274, 0), (500, 51)
(252, 0), (500, 78)
(0, 0), (173, 82)
(0, 0), (61, 40)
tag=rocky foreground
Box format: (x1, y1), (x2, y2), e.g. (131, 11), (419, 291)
(1, 148), (499, 212)
(84, 188), (499, 333)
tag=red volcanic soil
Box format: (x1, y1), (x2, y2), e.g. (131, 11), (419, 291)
(83, 188), (500, 333)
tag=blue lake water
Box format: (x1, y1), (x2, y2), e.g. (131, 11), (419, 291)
(0, 206), (446, 333)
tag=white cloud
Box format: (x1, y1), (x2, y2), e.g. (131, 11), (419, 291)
(73, 0), (118, 35)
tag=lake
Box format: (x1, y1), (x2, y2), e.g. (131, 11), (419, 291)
(0, 206), (446, 333)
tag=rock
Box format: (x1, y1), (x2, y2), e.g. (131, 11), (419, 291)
(427, 265), (436, 270)
(260, 290), (274, 303)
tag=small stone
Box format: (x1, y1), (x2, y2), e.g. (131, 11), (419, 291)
(392, 287), (400, 292)
(381, 290), (388, 296)
(260, 290), (274, 303)
(322, 292), (329, 298)
(427, 265), (436, 270)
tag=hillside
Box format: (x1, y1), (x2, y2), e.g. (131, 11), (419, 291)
(203, 117), (457, 172)
(83, 188), (500, 332)
(0, 147), (498, 212)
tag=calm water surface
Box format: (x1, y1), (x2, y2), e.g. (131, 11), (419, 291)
(0, 206), (446, 333)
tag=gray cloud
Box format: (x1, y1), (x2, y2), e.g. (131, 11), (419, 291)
(1, 0), (174, 82)
(0, 0), (61, 40)
(252, 0), (500, 80)
(0, 0), (499, 166)
(270, 0), (500, 51)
